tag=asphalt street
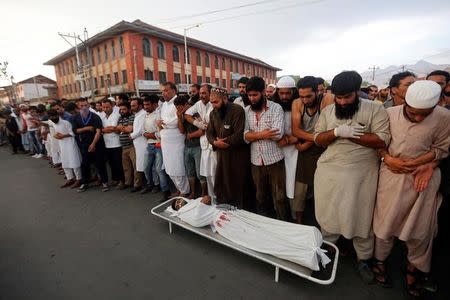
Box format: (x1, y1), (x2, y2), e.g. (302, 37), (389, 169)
(0, 147), (448, 300)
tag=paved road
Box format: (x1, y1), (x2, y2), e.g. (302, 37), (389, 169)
(0, 147), (447, 300)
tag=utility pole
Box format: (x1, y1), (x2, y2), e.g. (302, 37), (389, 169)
(369, 65), (380, 81)
(59, 33), (81, 68)
(79, 28), (96, 101)
(183, 24), (200, 85)
(33, 76), (40, 102)
(133, 45), (140, 97)
(400, 65), (406, 72)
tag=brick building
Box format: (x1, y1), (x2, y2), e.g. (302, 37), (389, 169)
(44, 19), (281, 100)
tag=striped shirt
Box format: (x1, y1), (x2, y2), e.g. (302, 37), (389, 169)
(118, 114), (135, 148)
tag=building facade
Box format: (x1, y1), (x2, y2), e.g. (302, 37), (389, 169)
(0, 75), (56, 104)
(44, 20), (281, 99)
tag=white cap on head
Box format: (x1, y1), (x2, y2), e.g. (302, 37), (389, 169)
(276, 76), (296, 89)
(405, 80), (441, 109)
(108, 97), (116, 102)
(267, 83), (277, 89)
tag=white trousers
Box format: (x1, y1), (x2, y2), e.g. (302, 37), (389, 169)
(206, 175), (216, 202)
(170, 175), (190, 195)
(64, 167), (82, 180)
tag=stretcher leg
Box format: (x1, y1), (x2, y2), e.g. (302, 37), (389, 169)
(169, 222), (173, 234)
(275, 266), (279, 283)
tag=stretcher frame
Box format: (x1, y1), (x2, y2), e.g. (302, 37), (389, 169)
(151, 199), (339, 285)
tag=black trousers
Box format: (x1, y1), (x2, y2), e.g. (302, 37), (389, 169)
(80, 145), (108, 185)
(8, 134), (22, 153)
(105, 147), (124, 182)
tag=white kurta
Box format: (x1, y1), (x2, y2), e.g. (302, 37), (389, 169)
(160, 96), (186, 176)
(170, 198), (330, 271)
(130, 109), (148, 172)
(282, 111), (298, 199)
(185, 100), (217, 177)
(53, 118), (81, 169)
(48, 120), (61, 164)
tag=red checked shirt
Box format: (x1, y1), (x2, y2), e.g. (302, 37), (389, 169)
(244, 100), (285, 166)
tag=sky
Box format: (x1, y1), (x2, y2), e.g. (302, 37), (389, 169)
(1, 0), (450, 86)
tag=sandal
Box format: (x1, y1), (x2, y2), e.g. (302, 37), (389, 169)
(406, 267), (423, 298)
(372, 259), (392, 288)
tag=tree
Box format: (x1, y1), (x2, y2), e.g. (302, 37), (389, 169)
(0, 61), (8, 79)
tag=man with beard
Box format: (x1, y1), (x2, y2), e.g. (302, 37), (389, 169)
(314, 71), (390, 283)
(373, 81), (450, 296)
(206, 87), (252, 208)
(367, 85), (378, 101)
(116, 102), (140, 190)
(384, 71), (416, 108)
(188, 84), (200, 105)
(426, 70), (450, 107)
(72, 98), (109, 192)
(272, 76), (299, 219)
(244, 76), (287, 220)
(158, 82), (190, 197)
(265, 83), (277, 101)
(129, 98), (148, 193)
(48, 109), (82, 188)
(316, 77), (325, 96)
(185, 84), (216, 199)
(291, 76), (327, 224)
(233, 77), (250, 108)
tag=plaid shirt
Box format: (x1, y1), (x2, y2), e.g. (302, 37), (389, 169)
(244, 100), (285, 166)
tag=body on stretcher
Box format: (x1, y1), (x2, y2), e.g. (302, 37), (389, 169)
(151, 198), (339, 284)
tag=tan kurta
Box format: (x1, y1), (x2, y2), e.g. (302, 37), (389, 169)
(314, 99), (390, 238)
(374, 105), (450, 242)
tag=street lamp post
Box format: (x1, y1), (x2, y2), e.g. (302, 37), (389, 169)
(184, 24), (200, 85)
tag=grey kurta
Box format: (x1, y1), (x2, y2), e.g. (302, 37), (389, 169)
(374, 105), (450, 242)
(313, 99), (390, 238)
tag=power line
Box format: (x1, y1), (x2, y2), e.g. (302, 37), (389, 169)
(154, 0), (285, 24)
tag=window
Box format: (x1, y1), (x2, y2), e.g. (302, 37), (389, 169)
(97, 48), (101, 64)
(222, 79), (226, 88)
(68, 84), (72, 94)
(156, 41), (165, 59)
(185, 74), (191, 83)
(196, 76), (202, 84)
(111, 41), (116, 59)
(229, 59), (233, 72)
(91, 50), (95, 66)
(234, 61), (238, 73)
(172, 46), (180, 62)
(122, 70), (128, 84)
(144, 69), (154, 80)
(61, 63), (65, 75)
(94, 78), (98, 89)
(205, 53), (210, 67)
(214, 56), (219, 69)
(184, 48), (191, 64)
(215, 78), (219, 86)
(119, 36), (125, 56)
(71, 60), (75, 73)
(106, 74), (111, 86)
(100, 75), (104, 88)
(222, 58), (225, 70)
(253, 66), (256, 76)
(143, 38), (152, 57)
(104, 45), (108, 61)
(78, 82), (81, 92)
(206, 76), (210, 83)
(158, 71), (167, 83)
(196, 51), (201, 66)
(174, 73), (181, 84)
(114, 72), (119, 85)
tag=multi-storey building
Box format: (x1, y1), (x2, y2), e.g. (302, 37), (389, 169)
(0, 75), (56, 104)
(44, 19), (281, 99)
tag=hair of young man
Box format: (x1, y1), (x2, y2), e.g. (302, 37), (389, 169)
(191, 84), (200, 90)
(131, 98), (144, 106)
(201, 83), (213, 93)
(246, 76), (266, 93)
(174, 95), (188, 106)
(331, 71), (362, 95)
(426, 70), (450, 83)
(119, 102), (131, 109)
(297, 76), (319, 92)
(102, 99), (113, 105)
(315, 77), (325, 85)
(162, 81), (178, 93)
(389, 71), (416, 88)
(238, 77), (249, 85)
(143, 94), (160, 104)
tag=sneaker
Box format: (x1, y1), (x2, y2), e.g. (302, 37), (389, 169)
(32, 154), (39, 158)
(101, 183), (109, 192)
(151, 185), (161, 193)
(35, 154), (43, 158)
(130, 186), (142, 193)
(357, 259), (375, 284)
(77, 184), (89, 193)
(140, 186), (152, 194)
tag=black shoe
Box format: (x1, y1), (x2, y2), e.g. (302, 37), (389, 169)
(140, 186), (152, 194)
(357, 259), (375, 284)
(130, 186), (142, 193)
(151, 185), (160, 193)
(159, 190), (171, 202)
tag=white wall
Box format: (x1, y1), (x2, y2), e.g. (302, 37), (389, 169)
(17, 83), (50, 101)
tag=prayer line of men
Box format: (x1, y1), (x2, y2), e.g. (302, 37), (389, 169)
(2, 69), (449, 298)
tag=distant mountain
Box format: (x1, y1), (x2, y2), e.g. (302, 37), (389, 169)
(360, 60), (450, 86)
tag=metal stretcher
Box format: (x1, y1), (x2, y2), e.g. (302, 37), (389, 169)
(151, 200), (339, 285)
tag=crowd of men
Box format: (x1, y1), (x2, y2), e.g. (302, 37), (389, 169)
(1, 69), (449, 298)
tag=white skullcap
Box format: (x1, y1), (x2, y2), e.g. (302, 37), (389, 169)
(108, 97), (116, 102)
(276, 76), (296, 89)
(267, 83), (277, 89)
(405, 80), (441, 109)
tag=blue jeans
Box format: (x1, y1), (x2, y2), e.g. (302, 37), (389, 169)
(27, 130), (43, 154)
(145, 144), (169, 192)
